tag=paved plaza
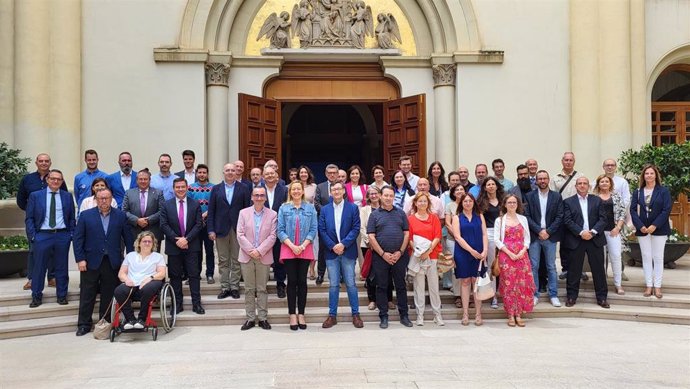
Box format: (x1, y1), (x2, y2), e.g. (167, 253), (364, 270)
(1, 317), (688, 388)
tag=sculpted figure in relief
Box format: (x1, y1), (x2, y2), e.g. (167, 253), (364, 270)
(349, 1), (373, 49)
(292, 0), (312, 48)
(375, 13), (401, 49)
(257, 11), (292, 49)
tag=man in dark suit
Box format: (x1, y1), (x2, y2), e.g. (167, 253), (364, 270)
(262, 166), (288, 298)
(73, 188), (134, 336)
(318, 182), (363, 329)
(208, 162), (251, 299)
(175, 149), (196, 184)
(122, 168), (165, 250)
(161, 177), (205, 314)
(106, 151), (137, 208)
(25, 169), (76, 308)
(562, 177), (609, 308)
(525, 170), (563, 307)
(313, 163), (339, 285)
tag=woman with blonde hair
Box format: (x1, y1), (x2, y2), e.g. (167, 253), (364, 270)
(594, 174), (626, 295)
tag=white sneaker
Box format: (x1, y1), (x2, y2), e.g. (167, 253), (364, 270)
(416, 317), (424, 326)
(533, 296), (539, 306)
(133, 320), (145, 330)
(490, 297), (499, 309)
(123, 321), (135, 330)
(433, 315), (445, 326)
(550, 297), (562, 307)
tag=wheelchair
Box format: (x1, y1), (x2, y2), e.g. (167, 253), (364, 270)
(109, 282), (177, 342)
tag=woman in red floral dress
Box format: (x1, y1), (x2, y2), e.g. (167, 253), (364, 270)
(494, 194), (536, 327)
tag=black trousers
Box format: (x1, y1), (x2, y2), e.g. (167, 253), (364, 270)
(566, 240), (608, 301)
(365, 248), (393, 303)
(317, 240), (327, 278)
(272, 241), (286, 285)
(78, 257), (119, 329)
(197, 224), (215, 277)
(284, 259), (310, 314)
(560, 244), (571, 273)
(113, 280), (163, 321)
(372, 253), (409, 319)
(169, 250), (201, 307)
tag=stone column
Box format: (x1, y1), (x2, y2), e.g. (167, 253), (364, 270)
(630, 0), (647, 149)
(205, 62), (231, 182)
(0, 0), (14, 145)
(432, 63), (457, 171)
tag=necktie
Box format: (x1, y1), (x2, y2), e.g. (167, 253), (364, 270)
(49, 192), (57, 228)
(178, 200), (186, 237)
(140, 190), (146, 215)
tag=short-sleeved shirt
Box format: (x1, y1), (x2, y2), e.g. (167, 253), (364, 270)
(367, 206), (409, 253)
(122, 251), (167, 286)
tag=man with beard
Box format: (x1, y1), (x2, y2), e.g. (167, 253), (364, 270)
(106, 152), (137, 208)
(399, 156), (419, 192)
(151, 153), (176, 201)
(468, 163), (488, 198)
(508, 164), (536, 205)
(249, 167), (263, 189)
(74, 149), (108, 211)
(175, 150), (196, 185)
(456, 166), (474, 193)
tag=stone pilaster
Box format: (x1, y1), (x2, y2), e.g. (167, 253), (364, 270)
(432, 63), (457, 170)
(205, 62), (231, 87)
(432, 64), (457, 87)
(205, 62), (231, 181)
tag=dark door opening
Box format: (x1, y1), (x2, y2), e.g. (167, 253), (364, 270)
(282, 103), (383, 182)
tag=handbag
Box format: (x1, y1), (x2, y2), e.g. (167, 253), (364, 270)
(491, 254), (501, 278)
(93, 287), (133, 340)
(436, 252), (456, 276)
(474, 260), (495, 301)
(361, 249), (372, 279)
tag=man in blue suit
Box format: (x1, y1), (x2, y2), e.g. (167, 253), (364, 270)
(73, 188), (134, 336)
(25, 169), (76, 308)
(318, 182), (363, 329)
(262, 166), (288, 298)
(525, 170), (563, 307)
(106, 151), (137, 208)
(208, 162), (251, 299)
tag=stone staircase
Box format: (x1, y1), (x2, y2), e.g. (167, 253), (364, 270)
(1, 256), (689, 339)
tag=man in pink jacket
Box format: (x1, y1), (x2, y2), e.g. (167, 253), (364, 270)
(236, 186), (278, 330)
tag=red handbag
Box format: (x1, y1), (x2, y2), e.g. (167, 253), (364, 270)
(361, 249), (372, 279)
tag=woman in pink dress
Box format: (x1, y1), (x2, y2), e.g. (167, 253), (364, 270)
(494, 194), (535, 327)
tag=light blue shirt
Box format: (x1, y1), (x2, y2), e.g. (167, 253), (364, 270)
(224, 182), (236, 205)
(469, 185), (481, 199)
(74, 169), (108, 209)
(253, 208), (264, 248)
(40, 189), (66, 230)
(99, 210), (111, 234)
(150, 173), (176, 201)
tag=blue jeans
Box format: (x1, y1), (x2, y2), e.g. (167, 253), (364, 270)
(325, 255), (359, 316)
(529, 239), (558, 298)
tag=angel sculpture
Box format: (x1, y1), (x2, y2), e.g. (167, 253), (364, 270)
(291, 0), (312, 48)
(349, 1), (373, 49)
(257, 11), (291, 49)
(375, 13), (401, 49)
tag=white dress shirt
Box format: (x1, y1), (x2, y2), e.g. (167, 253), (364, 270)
(333, 200), (344, 243)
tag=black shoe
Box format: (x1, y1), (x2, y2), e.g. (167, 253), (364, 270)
(230, 290), (240, 299)
(597, 300), (610, 309)
(258, 320), (272, 330)
(57, 297), (68, 305)
(206, 276), (215, 284)
(581, 273), (589, 281)
(315, 275), (324, 286)
(538, 287), (547, 294)
(75, 327), (90, 336)
(565, 298), (576, 307)
(276, 283), (286, 299)
(290, 324), (299, 331)
(176, 304), (184, 313)
(558, 271), (568, 280)
(192, 304), (205, 315)
(217, 289), (232, 299)
(400, 316), (413, 327)
(29, 298), (42, 308)
(241, 320), (255, 331)
(298, 323), (307, 330)
(379, 317), (389, 329)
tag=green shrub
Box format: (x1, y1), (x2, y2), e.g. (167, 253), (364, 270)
(0, 143), (31, 200)
(0, 235), (29, 251)
(618, 142), (690, 200)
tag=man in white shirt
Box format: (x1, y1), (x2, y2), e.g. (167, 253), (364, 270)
(403, 178), (444, 220)
(175, 150), (196, 185)
(399, 155), (419, 192)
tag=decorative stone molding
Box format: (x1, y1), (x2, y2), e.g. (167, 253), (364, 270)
(432, 64), (456, 87)
(205, 63), (231, 86)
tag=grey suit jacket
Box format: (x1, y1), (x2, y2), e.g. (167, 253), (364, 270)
(122, 187), (165, 241)
(314, 181), (332, 213)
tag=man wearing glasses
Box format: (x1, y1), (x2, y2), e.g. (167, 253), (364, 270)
(314, 164), (340, 285)
(25, 170), (75, 308)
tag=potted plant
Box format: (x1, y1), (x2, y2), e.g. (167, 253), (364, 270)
(619, 142), (690, 268)
(0, 235), (29, 277)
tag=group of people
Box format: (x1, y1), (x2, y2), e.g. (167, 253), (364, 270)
(17, 148), (672, 333)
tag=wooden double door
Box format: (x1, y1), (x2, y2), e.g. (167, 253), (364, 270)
(238, 93), (426, 179)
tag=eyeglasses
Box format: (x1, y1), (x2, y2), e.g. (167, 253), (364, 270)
(253, 194), (266, 197)
(47, 177), (63, 181)
(141, 240), (153, 244)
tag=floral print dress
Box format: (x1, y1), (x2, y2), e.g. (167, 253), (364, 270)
(498, 224), (535, 316)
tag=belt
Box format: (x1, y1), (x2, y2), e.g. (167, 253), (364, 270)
(39, 228), (68, 233)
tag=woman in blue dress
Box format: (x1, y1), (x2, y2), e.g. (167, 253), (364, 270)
(451, 193), (488, 326)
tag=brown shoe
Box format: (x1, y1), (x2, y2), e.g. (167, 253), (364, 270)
(322, 315), (337, 329)
(23, 280), (32, 290)
(352, 314), (364, 328)
(48, 279), (56, 288)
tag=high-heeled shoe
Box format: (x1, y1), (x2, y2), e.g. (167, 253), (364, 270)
(474, 313), (483, 326)
(289, 314), (298, 331)
(298, 314), (307, 330)
(461, 313), (469, 326)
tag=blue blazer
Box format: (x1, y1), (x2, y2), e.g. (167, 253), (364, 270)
(318, 201), (361, 261)
(25, 189), (76, 240)
(207, 182), (251, 237)
(73, 207), (134, 270)
(160, 197), (203, 255)
(524, 189), (563, 243)
(263, 183), (288, 213)
(562, 194), (607, 250)
(630, 185), (672, 236)
(106, 171), (138, 208)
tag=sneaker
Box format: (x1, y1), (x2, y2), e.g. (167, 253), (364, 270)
(416, 316), (424, 326)
(123, 320), (135, 330)
(558, 271), (568, 280)
(490, 297), (498, 309)
(433, 315), (445, 326)
(550, 297), (562, 307)
(533, 296), (539, 306)
(206, 276), (215, 284)
(133, 320), (145, 330)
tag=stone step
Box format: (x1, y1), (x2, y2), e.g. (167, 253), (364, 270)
(2, 302), (688, 340)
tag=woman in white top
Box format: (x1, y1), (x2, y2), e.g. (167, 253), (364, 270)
(78, 178), (117, 215)
(345, 165), (368, 207)
(298, 165), (319, 279)
(113, 231), (167, 330)
(370, 165), (388, 191)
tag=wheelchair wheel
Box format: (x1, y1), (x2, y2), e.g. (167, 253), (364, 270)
(159, 283), (176, 333)
(152, 327), (158, 341)
(109, 328), (116, 342)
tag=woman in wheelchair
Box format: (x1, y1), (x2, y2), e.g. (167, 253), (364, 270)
(114, 231), (167, 330)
